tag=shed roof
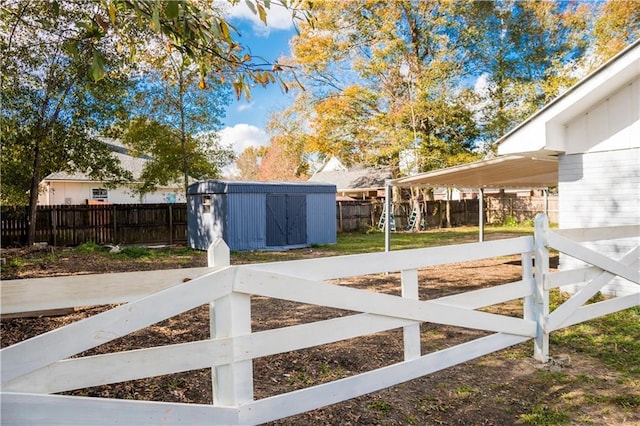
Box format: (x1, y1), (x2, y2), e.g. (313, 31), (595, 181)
(390, 155), (558, 189)
(188, 179), (336, 195)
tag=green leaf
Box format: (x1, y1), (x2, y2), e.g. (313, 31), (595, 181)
(165, 2), (179, 19)
(89, 50), (106, 82)
(151, 6), (160, 32)
(63, 40), (79, 58)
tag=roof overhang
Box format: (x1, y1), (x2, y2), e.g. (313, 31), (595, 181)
(389, 155), (558, 189)
(498, 40), (640, 155)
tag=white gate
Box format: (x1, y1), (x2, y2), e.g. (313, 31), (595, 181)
(1, 215), (638, 424)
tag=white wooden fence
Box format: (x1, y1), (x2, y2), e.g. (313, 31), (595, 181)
(1, 214), (638, 425)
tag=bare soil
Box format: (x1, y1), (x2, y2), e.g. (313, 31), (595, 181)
(1, 245), (639, 425)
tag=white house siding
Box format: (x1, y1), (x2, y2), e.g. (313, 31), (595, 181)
(38, 181), (185, 205)
(558, 150), (639, 296)
(563, 76), (639, 155)
(558, 77), (640, 296)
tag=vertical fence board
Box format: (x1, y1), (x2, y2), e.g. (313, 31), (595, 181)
(1, 204), (188, 247)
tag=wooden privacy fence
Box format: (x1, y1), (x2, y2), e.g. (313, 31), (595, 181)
(1, 204), (188, 247)
(1, 214), (638, 425)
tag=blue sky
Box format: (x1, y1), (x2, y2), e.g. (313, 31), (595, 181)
(219, 2), (298, 169)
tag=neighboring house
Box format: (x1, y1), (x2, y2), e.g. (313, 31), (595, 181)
(308, 157), (392, 200)
(38, 138), (185, 205)
(497, 40), (640, 296)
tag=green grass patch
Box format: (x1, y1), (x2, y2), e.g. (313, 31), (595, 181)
(333, 225), (533, 255)
(367, 399), (393, 415)
(75, 241), (104, 254)
(550, 291), (640, 376)
(520, 404), (571, 425)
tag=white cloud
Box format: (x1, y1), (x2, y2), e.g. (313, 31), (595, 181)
(236, 101), (255, 112)
(219, 124), (269, 178)
(220, 123), (270, 155)
(227, 1), (295, 34)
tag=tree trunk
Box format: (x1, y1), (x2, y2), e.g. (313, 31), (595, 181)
(26, 142), (42, 245)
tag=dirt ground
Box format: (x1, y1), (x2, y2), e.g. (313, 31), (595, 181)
(1, 245), (639, 425)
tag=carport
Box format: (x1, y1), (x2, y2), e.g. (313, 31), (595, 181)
(384, 154), (559, 250)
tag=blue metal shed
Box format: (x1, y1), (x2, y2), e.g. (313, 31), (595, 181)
(187, 180), (337, 251)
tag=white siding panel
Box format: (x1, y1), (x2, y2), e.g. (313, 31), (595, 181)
(564, 77), (640, 154)
(558, 148), (640, 296)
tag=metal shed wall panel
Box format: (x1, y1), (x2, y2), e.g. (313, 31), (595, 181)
(187, 193), (228, 251)
(187, 180), (336, 251)
(227, 193), (266, 251)
(307, 193), (337, 245)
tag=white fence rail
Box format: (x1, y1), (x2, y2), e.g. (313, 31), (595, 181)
(1, 214), (638, 425)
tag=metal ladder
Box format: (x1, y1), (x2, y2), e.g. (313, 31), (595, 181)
(405, 207), (418, 230)
(377, 204), (396, 231)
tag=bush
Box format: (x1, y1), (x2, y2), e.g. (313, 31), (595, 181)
(502, 216), (520, 227)
(75, 241), (103, 253)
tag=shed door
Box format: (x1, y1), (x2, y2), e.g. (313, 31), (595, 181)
(286, 194), (306, 245)
(266, 194), (306, 247)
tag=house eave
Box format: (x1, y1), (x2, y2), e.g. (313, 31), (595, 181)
(498, 39), (640, 156)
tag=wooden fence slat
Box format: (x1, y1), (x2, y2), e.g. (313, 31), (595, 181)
(237, 333), (530, 425)
(1, 267), (211, 314)
(549, 293), (640, 331)
(246, 236), (535, 281)
(0, 392), (239, 426)
(7, 312), (417, 394)
(233, 269), (537, 337)
(544, 266), (601, 290)
(547, 232), (640, 284)
(1, 268), (233, 384)
(548, 247), (639, 331)
(432, 279), (533, 309)
(1, 204), (188, 247)
(553, 224), (640, 242)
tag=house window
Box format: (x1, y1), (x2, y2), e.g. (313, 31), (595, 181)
(203, 195), (211, 213)
(92, 188), (108, 202)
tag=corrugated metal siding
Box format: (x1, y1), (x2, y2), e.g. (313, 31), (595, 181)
(227, 193), (266, 251)
(187, 193), (227, 251)
(307, 193), (337, 245)
(558, 149), (640, 296)
(187, 180), (337, 251)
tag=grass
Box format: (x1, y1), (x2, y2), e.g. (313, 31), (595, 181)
(549, 289), (640, 377)
(520, 404), (571, 425)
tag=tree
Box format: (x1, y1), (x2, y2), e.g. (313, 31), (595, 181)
(236, 146), (267, 180)
(273, 0), (632, 174)
(461, 1), (593, 148)
(121, 120), (234, 195)
(593, 1), (640, 63)
(122, 49), (234, 196)
(1, 1), (134, 244)
(1, 0), (303, 245)
(277, 0), (480, 175)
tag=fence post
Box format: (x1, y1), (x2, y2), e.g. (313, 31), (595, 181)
(208, 239), (253, 406)
(168, 204), (173, 245)
(533, 213), (550, 362)
(401, 268), (421, 360)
